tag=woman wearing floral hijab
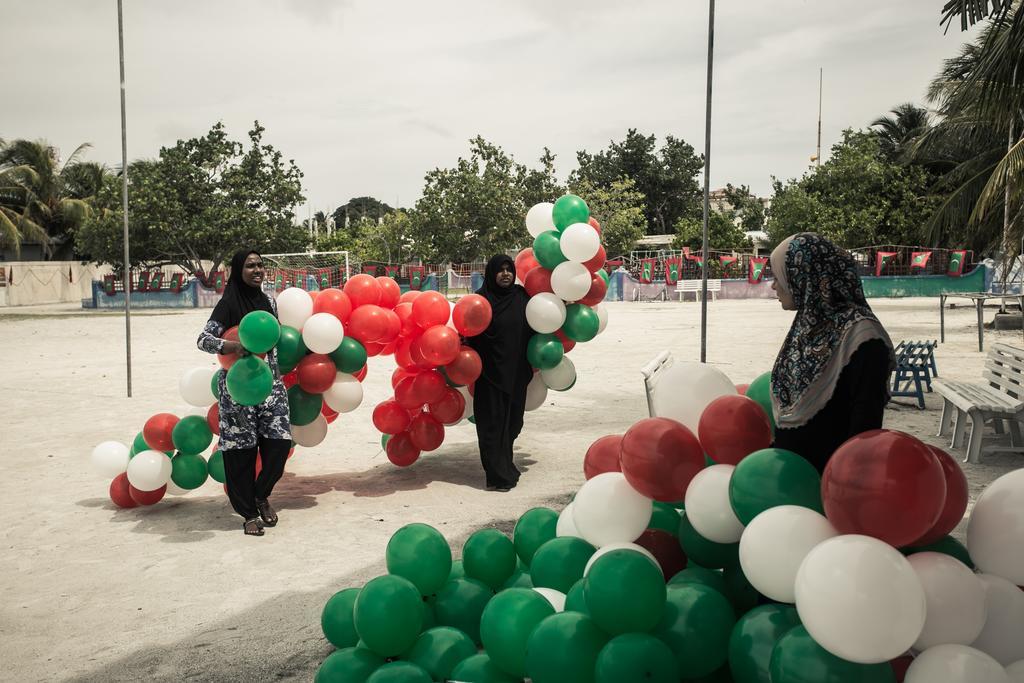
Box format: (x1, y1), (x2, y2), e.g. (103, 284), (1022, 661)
(769, 233), (895, 472)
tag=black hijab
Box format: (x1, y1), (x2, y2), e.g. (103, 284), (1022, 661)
(467, 254), (532, 395)
(209, 249), (274, 329)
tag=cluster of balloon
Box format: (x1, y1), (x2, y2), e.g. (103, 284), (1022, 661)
(518, 195), (610, 408)
(371, 289), (491, 467)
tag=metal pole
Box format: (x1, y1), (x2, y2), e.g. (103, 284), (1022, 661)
(699, 0), (715, 363)
(117, 0), (132, 397)
(816, 68), (822, 168)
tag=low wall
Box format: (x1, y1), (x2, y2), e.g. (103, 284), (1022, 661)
(860, 264), (987, 297)
(1, 261), (111, 306)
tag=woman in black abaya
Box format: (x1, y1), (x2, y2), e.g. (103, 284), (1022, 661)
(465, 254), (533, 492)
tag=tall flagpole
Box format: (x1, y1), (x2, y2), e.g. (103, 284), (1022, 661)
(700, 0), (715, 363)
(117, 0), (133, 397)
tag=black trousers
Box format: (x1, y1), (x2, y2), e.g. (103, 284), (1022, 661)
(473, 380), (525, 489)
(222, 437), (290, 521)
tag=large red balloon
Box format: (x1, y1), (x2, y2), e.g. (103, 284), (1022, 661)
(143, 413), (179, 452)
(419, 325), (461, 366)
(353, 365), (367, 382)
(444, 346), (482, 385)
(523, 268), (554, 297)
(343, 273), (382, 307)
(412, 291), (450, 329)
(698, 395), (772, 465)
(735, 383), (750, 395)
(452, 294), (492, 337)
(584, 434), (623, 480)
(395, 376), (424, 410)
(312, 288), (353, 323)
(515, 248), (540, 276)
(109, 473), (138, 509)
(822, 429), (946, 547)
(347, 304), (389, 344)
(296, 353), (336, 394)
(394, 302), (417, 336)
(910, 445), (969, 546)
(376, 276), (402, 310)
(218, 326), (242, 369)
(386, 431), (421, 467)
(206, 403), (220, 436)
(409, 335), (434, 370)
(579, 273), (608, 307)
(322, 402), (339, 424)
(372, 399), (412, 435)
(129, 484), (167, 506)
(583, 245), (607, 274)
(282, 370), (298, 388)
(619, 417), (705, 502)
(428, 387), (466, 425)
(411, 370), (447, 405)
(395, 337), (418, 369)
(392, 367), (419, 389)
(379, 309), (402, 344)
(409, 412), (445, 451)
(588, 217), (602, 234)
(634, 529), (688, 581)
(555, 330), (576, 354)
(399, 290), (420, 305)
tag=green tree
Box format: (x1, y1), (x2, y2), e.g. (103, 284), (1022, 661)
(871, 103), (933, 162)
(331, 197), (395, 229)
(315, 211), (415, 263)
(722, 183), (766, 232)
(567, 177), (646, 258)
(673, 210), (751, 251)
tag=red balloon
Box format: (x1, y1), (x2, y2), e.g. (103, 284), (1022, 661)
(468, 382), (475, 397)
(206, 403), (220, 436)
(420, 325), (461, 366)
(584, 434), (623, 480)
(372, 399), (412, 435)
(343, 273), (382, 307)
(620, 417), (705, 503)
(379, 309), (402, 344)
(579, 273), (608, 307)
(322, 402), (339, 424)
(386, 431), (421, 467)
(312, 288), (353, 323)
(555, 330), (576, 354)
(218, 326), (241, 369)
(634, 529), (688, 581)
(735, 383), (750, 395)
(395, 376), (424, 410)
(392, 367), (419, 389)
(411, 370), (447, 405)
(444, 346), (482, 385)
(412, 291), (450, 328)
(523, 268), (554, 297)
(395, 337), (418, 369)
(409, 335), (434, 369)
(890, 655), (914, 682)
(399, 290), (421, 305)
(109, 473), (138, 509)
(409, 412), (445, 451)
(364, 340), (385, 357)
(282, 370), (299, 388)
(452, 294), (493, 337)
(143, 413), (179, 452)
(296, 353), (336, 394)
(376, 276), (401, 310)
(911, 445), (969, 546)
(515, 247), (540, 276)
(255, 452), (263, 478)
(307, 290), (320, 304)
(822, 429), (946, 547)
(582, 245), (607, 274)
(394, 302), (417, 336)
(428, 387), (466, 425)
(698, 395), (772, 465)
(129, 484), (166, 506)
(379, 339), (398, 356)
(588, 217), (602, 234)
(353, 365), (367, 382)
(347, 304), (389, 344)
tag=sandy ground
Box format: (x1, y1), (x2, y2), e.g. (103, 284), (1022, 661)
(1, 297), (1021, 682)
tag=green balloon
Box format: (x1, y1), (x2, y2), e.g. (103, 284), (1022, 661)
(330, 337), (367, 374)
(380, 434), (390, 451)
(585, 549), (667, 634)
(404, 626), (476, 681)
(668, 566), (728, 595)
(552, 194), (590, 231)
(448, 559), (465, 582)
(365, 661), (432, 683)
(649, 502), (682, 536)
(562, 304), (599, 343)
(513, 508), (559, 566)
(468, 414), (476, 424)
(597, 268), (609, 285)
(226, 355), (274, 406)
(321, 587), (361, 649)
(524, 612), (608, 683)
(723, 564), (763, 617)
(728, 448), (823, 525)
(901, 534), (974, 569)
(679, 512), (739, 569)
(530, 537), (596, 593)
(386, 523), (452, 596)
(171, 415), (213, 456)
(688, 664), (737, 682)
(526, 333), (564, 370)
(564, 578), (590, 614)
(745, 372), (776, 432)
(653, 584), (736, 679)
(433, 577), (493, 644)
(238, 310), (281, 354)
(463, 529), (517, 591)
(314, 646), (383, 683)
(170, 453), (208, 490)
(206, 450), (225, 483)
(450, 653), (522, 683)
(353, 575), (424, 658)
(211, 370), (222, 399)
(276, 325), (307, 373)
(479, 587), (556, 677)
(533, 230), (567, 270)
(595, 633), (679, 683)
(503, 569), (533, 589)
(421, 598), (436, 631)
(768, 626), (896, 683)
(728, 604), (802, 683)
(288, 385), (323, 427)
(131, 431), (148, 456)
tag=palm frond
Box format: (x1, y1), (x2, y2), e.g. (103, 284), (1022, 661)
(60, 142), (93, 169)
(923, 160), (999, 245)
(973, 134), (1024, 221)
(941, 0), (1010, 31)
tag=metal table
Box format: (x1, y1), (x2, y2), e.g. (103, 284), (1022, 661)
(939, 293), (1024, 352)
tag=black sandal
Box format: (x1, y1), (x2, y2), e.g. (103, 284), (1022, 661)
(243, 518), (265, 536)
(255, 499), (278, 527)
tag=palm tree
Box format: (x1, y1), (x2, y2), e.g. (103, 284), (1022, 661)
(871, 104), (933, 161)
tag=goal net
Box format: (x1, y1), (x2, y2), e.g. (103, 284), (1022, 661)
(261, 251), (351, 291)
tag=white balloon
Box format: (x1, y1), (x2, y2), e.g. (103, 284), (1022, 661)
(525, 373), (547, 411)
(572, 472), (653, 548)
(526, 202), (556, 238)
(971, 573), (1024, 665)
(1007, 660), (1024, 683)
(556, 503), (582, 538)
(967, 469), (1024, 585)
(323, 372), (363, 413)
(165, 479), (190, 496)
(795, 534), (926, 664)
(91, 441), (130, 478)
(739, 506), (837, 603)
(526, 293), (567, 334)
(559, 223), (601, 263)
(126, 450), (173, 492)
(292, 414), (328, 447)
(908, 552), (987, 651)
(595, 304), (609, 335)
(550, 262), (592, 302)
(301, 312), (344, 354)
(685, 465), (744, 544)
(905, 645), (1010, 683)
(178, 366), (217, 407)
(276, 287), (314, 329)
(583, 543), (659, 576)
(541, 356), (576, 392)
(533, 587), (566, 612)
(651, 362), (736, 434)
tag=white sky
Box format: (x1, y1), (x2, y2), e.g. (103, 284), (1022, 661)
(2, 1), (977, 218)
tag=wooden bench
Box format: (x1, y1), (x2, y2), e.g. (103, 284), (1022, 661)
(934, 342), (1024, 463)
(891, 340), (938, 409)
(676, 278), (722, 302)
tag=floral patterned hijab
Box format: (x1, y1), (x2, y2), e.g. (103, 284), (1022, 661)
(770, 233), (894, 428)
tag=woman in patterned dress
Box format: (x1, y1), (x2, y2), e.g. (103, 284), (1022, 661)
(197, 250), (291, 536)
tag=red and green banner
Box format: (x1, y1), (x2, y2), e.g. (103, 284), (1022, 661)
(214, 271), (226, 292)
(362, 264), (378, 276)
(408, 265), (425, 290)
(170, 273), (184, 293)
(103, 274), (116, 295)
(274, 273), (285, 290)
(875, 251), (898, 277)
(664, 258), (682, 285)
(749, 257), (768, 284)
(319, 269), (330, 289)
(136, 271), (151, 292)
(910, 251), (933, 270)
(947, 250), (967, 277)
(682, 247), (692, 259)
(719, 255), (738, 270)
(691, 255), (705, 268)
(385, 265), (401, 279)
(640, 259), (655, 283)
(149, 271), (164, 291)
